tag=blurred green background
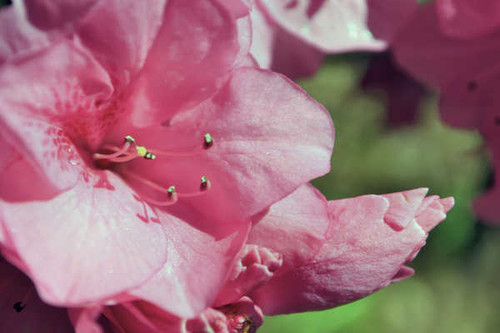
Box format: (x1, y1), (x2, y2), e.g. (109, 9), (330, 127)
(260, 55), (500, 333)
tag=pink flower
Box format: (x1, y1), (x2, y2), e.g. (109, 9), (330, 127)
(392, 0), (500, 223)
(0, 0), (333, 317)
(250, 0), (418, 78)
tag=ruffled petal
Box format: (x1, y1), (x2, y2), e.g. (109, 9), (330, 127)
(257, 0), (386, 52)
(215, 244), (283, 306)
(249, 186), (453, 314)
(126, 0), (241, 126)
(0, 171), (168, 305)
(128, 215), (249, 317)
(0, 3), (50, 64)
(0, 41), (113, 197)
(23, 0), (169, 85)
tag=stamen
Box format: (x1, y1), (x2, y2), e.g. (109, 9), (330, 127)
(136, 146), (157, 160)
(203, 133), (214, 149)
(94, 136), (136, 160)
(147, 134), (215, 158)
(122, 171), (211, 206)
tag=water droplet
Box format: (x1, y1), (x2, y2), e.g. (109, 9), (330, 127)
(69, 159), (79, 166)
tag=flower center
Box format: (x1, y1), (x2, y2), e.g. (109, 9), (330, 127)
(93, 134), (214, 206)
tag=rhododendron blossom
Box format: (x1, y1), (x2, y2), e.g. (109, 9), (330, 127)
(0, 0), (455, 332)
(0, 0), (332, 315)
(393, 0), (500, 223)
(250, 0), (418, 78)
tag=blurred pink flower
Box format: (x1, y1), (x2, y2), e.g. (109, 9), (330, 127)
(393, 0), (500, 223)
(0, 0), (333, 318)
(250, 0), (418, 78)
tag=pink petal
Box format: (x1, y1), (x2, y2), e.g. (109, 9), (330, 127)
(0, 41), (113, 196)
(0, 137), (58, 201)
(0, 256), (74, 332)
(247, 184), (331, 272)
(393, 3), (500, 130)
(68, 306), (103, 333)
(214, 245), (283, 306)
(127, 0), (241, 127)
(0, 3), (49, 64)
(104, 301), (184, 332)
(393, 3), (500, 98)
(249, 186), (452, 314)
(416, 195), (454, 232)
(125, 68), (334, 226)
(127, 216), (249, 317)
(436, 0), (500, 38)
(382, 188), (428, 231)
(0, 171), (168, 305)
(215, 0), (252, 19)
(269, 27), (326, 79)
(23, 0), (169, 85)
(104, 297), (263, 333)
(257, 0), (386, 53)
(22, 0), (98, 29)
(249, 4), (275, 70)
(366, 0), (418, 44)
(76, 0), (168, 84)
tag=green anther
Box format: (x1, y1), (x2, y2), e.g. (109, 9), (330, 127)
(200, 176), (210, 190)
(144, 152), (156, 160)
(124, 135), (135, 143)
(167, 186), (176, 196)
(203, 133), (213, 148)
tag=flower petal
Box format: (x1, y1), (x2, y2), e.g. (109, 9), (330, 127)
(436, 0), (500, 39)
(0, 3), (49, 64)
(0, 171), (168, 305)
(68, 306), (103, 333)
(0, 41), (113, 197)
(257, 0), (386, 52)
(214, 244), (283, 306)
(366, 0), (418, 44)
(127, 0), (241, 126)
(23, 0), (169, 85)
(124, 68), (334, 226)
(22, 0), (98, 29)
(249, 186), (453, 314)
(128, 215), (249, 317)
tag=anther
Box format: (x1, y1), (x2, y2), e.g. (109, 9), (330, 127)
(167, 186), (177, 199)
(203, 133), (214, 149)
(200, 176), (211, 191)
(144, 152), (156, 160)
(124, 135), (136, 143)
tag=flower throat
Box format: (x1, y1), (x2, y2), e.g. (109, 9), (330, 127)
(93, 134), (213, 206)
